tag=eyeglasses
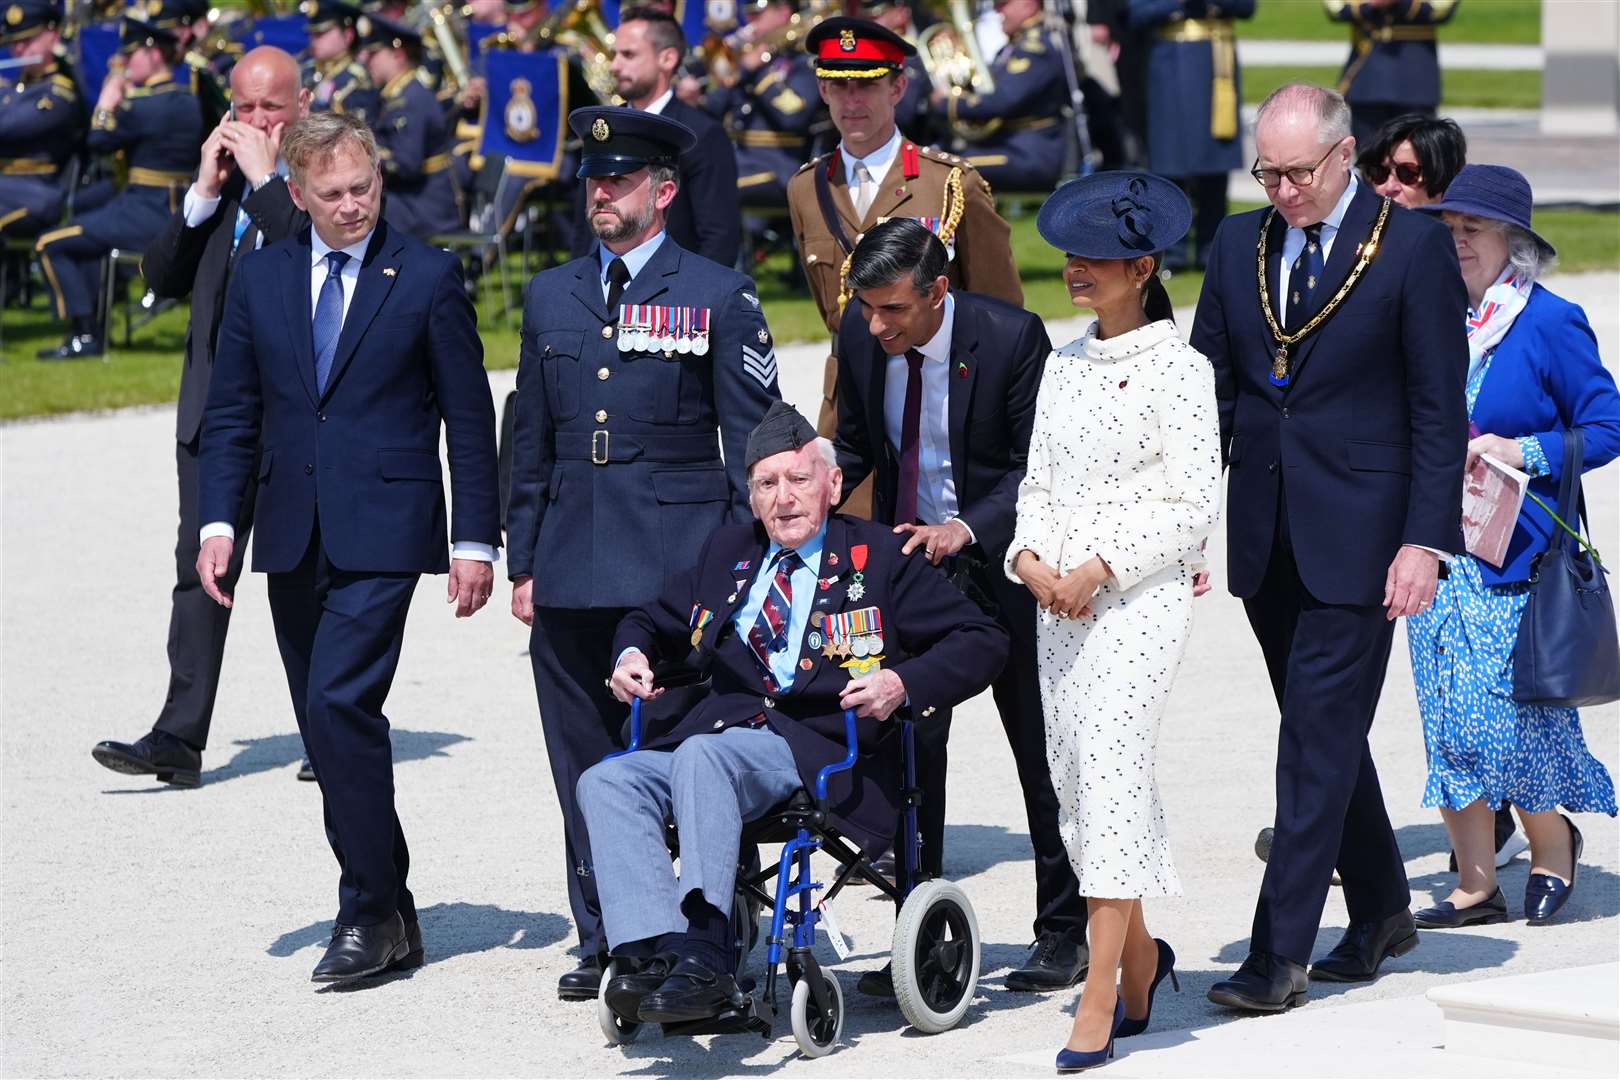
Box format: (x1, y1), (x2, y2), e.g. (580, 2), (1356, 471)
(1364, 161), (1424, 187)
(1250, 144), (1342, 189)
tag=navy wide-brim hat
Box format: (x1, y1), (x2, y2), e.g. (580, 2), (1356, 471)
(1037, 171), (1193, 260)
(1415, 163), (1556, 259)
(570, 107), (697, 178)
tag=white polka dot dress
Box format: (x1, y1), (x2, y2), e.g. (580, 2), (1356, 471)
(1004, 319), (1221, 900)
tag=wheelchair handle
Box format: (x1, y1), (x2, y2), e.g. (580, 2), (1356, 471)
(813, 708), (859, 802)
(603, 696), (644, 761)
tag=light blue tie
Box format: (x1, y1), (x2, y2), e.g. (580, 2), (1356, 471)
(312, 251), (350, 395)
(231, 206), (251, 251)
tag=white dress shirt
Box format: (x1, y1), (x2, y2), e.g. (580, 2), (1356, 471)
(201, 225), (496, 562)
(883, 292), (973, 539)
(182, 160), (289, 251)
(597, 229), (667, 301)
(642, 88), (674, 115)
(1274, 173), (1358, 319)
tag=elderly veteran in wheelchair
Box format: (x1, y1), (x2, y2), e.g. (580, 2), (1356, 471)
(579, 401), (1009, 1035)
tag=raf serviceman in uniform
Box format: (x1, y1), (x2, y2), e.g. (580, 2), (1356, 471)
(862, 0), (938, 146)
(940, 0), (1067, 193)
(34, 14), (202, 359)
(0, 0), (85, 239)
(506, 107), (780, 1001)
(1326, 0), (1458, 147)
(1127, 0), (1254, 269)
(301, 0), (379, 124)
(358, 14), (461, 239)
(705, 0), (821, 207)
(148, 0), (228, 131)
(788, 17), (1021, 440)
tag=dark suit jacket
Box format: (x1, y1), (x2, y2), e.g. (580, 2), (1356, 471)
(568, 98), (741, 268)
(613, 514), (1009, 855)
(1190, 181), (1469, 606)
(142, 172), (306, 444)
(832, 290), (1050, 564)
(198, 220), (500, 574)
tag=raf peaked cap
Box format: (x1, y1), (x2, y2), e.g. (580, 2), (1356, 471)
(119, 12), (181, 52)
(805, 16), (914, 80)
(140, 0), (207, 30)
(302, 0), (364, 31)
(569, 107), (696, 178)
(0, 0), (61, 45)
(356, 12), (419, 51)
(1037, 171), (1193, 260)
(746, 401), (818, 471)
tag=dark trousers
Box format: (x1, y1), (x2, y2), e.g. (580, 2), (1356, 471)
(530, 606), (632, 956)
(1242, 516), (1410, 966)
(1172, 174), (1228, 265)
(267, 525), (420, 927)
(153, 437), (258, 750)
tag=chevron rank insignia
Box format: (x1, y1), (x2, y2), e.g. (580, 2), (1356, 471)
(741, 343), (777, 389)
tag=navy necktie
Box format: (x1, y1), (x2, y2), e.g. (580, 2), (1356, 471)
(746, 550), (801, 692)
(1286, 223), (1324, 330)
(312, 250), (350, 395)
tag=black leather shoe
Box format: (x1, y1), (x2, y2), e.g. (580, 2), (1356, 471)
(1208, 951), (1308, 1012)
(36, 334), (103, 361)
(604, 952), (677, 1021)
(92, 730), (201, 787)
(1005, 931), (1089, 991)
(311, 912), (408, 983)
(1526, 816), (1583, 925)
(389, 918), (424, 971)
(558, 952), (607, 1001)
(1310, 910), (1419, 982)
(1415, 888), (1509, 929)
(856, 963), (895, 998)
(637, 956), (746, 1024)
(297, 758), (317, 782)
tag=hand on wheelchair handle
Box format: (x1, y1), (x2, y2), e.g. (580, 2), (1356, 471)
(839, 669), (906, 722)
(610, 651), (664, 704)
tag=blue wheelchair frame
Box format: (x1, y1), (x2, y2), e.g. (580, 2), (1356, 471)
(607, 696), (924, 1037)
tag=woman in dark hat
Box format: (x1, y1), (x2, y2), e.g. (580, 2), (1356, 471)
(1005, 172), (1221, 1069)
(1404, 164), (1620, 930)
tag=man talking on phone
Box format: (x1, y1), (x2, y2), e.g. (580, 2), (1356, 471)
(91, 46), (315, 789)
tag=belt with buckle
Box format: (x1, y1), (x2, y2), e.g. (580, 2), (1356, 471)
(554, 430), (721, 466)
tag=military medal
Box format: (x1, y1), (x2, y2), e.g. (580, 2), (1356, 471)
(659, 306), (678, 352)
(691, 308), (710, 356)
(689, 604), (715, 647)
(847, 543), (868, 602)
(616, 305), (635, 352)
(675, 307), (692, 354)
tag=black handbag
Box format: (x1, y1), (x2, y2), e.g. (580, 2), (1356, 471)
(1512, 428), (1620, 707)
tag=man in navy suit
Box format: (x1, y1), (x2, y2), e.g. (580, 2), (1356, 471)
(1192, 83), (1467, 1011)
(197, 110), (500, 985)
(579, 402), (1008, 1024)
(506, 106), (779, 1000)
(832, 220), (1089, 997)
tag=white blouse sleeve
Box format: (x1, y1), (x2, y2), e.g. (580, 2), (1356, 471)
(1005, 351), (1061, 583)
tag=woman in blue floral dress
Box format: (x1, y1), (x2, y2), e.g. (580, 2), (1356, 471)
(1406, 166), (1620, 928)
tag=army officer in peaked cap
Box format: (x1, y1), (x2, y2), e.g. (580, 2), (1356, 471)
(506, 106), (781, 1002)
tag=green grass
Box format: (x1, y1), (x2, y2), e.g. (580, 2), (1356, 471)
(5, 206), (1616, 420)
(1244, 0), (1540, 44)
(1244, 65), (1542, 109)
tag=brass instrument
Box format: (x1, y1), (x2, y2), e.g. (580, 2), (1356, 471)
(421, 1), (472, 93)
(698, 0), (835, 92)
(532, 0), (617, 103)
(916, 0), (1000, 140)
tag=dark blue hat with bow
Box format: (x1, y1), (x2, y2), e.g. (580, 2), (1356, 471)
(1037, 172), (1193, 260)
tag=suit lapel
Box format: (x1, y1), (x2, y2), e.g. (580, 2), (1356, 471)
(282, 234), (318, 408)
(945, 295), (975, 500)
(620, 236), (680, 309)
(571, 250), (608, 322)
(865, 150), (916, 227)
(1282, 185), (1382, 389)
(705, 525), (770, 663)
(322, 224), (402, 402)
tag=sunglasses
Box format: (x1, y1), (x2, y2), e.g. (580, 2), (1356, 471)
(1365, 161), (1424, 187)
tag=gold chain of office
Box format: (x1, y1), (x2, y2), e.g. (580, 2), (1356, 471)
(1255, 196), (1392, 384)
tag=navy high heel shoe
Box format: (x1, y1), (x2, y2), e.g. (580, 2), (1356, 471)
(1055, 998), (1125, 1072)
(1117, 939), (1180, 1038)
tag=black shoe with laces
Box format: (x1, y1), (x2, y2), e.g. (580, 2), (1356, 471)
(1005, 930), (1088, 991)
(91, 729), (201, 787)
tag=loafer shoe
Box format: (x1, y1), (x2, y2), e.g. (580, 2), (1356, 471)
(1005, 930), (1088, 991)
(1310, 910), (1418, 982)
(1207, 950), (1308, 1012)
(1414, 888), (1508, 929)
(92, 730), (201, 787)
(1526, 816), (1582, 925)
(637, 957), (745, 1024)
(311, 912), (408, 983)
(604, 953), (677, 1021)
(558, 952), (607, 1001)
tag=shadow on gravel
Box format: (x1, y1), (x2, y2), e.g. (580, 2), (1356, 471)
(938, 823), (1039, 880)
(268, 902), (570, 967)
(100, 729), (472, 791)
(1394, 821), (1455, 862)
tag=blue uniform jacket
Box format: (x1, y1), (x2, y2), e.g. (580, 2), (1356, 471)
(950, 23), (1067, 188)
(1191, 182), (1470, 606)
(1327, 0), (1457, 108)
(1470, 284), (1620, 585)
(0, 55), (84, 232)
(375, 69), (461, 240)
(612, 514), (1010, 855)
(199, 220), (500, 574)
(506, 237), (782, 607)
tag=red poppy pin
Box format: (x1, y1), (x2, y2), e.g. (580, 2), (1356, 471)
(956, 361), (969, 379)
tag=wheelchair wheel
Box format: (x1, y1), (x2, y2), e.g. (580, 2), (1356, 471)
(789, 970), (845, 1058)
(731, 888), (761, 972)
(596, 960), (641, 1045)
(891, 878), (980, 1034)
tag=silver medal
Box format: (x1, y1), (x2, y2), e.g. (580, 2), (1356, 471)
(691, 332), (709, 356)
(869, 633), (883, 654)
(851, 636), (870, 658)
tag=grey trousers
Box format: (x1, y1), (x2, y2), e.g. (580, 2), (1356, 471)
(577, 727), (803, 951)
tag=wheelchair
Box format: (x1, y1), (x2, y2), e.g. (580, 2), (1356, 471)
(595, 697), (982, 1057)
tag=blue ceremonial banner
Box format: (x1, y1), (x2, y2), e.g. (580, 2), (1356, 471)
(476, 49), (568, 179)
(77, 20), (120, 96)
(236, 14), (310, 56)
(465, 20), (501, 63)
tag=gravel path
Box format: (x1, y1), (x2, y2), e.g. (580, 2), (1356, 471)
(3, 275), (1616, 1077)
